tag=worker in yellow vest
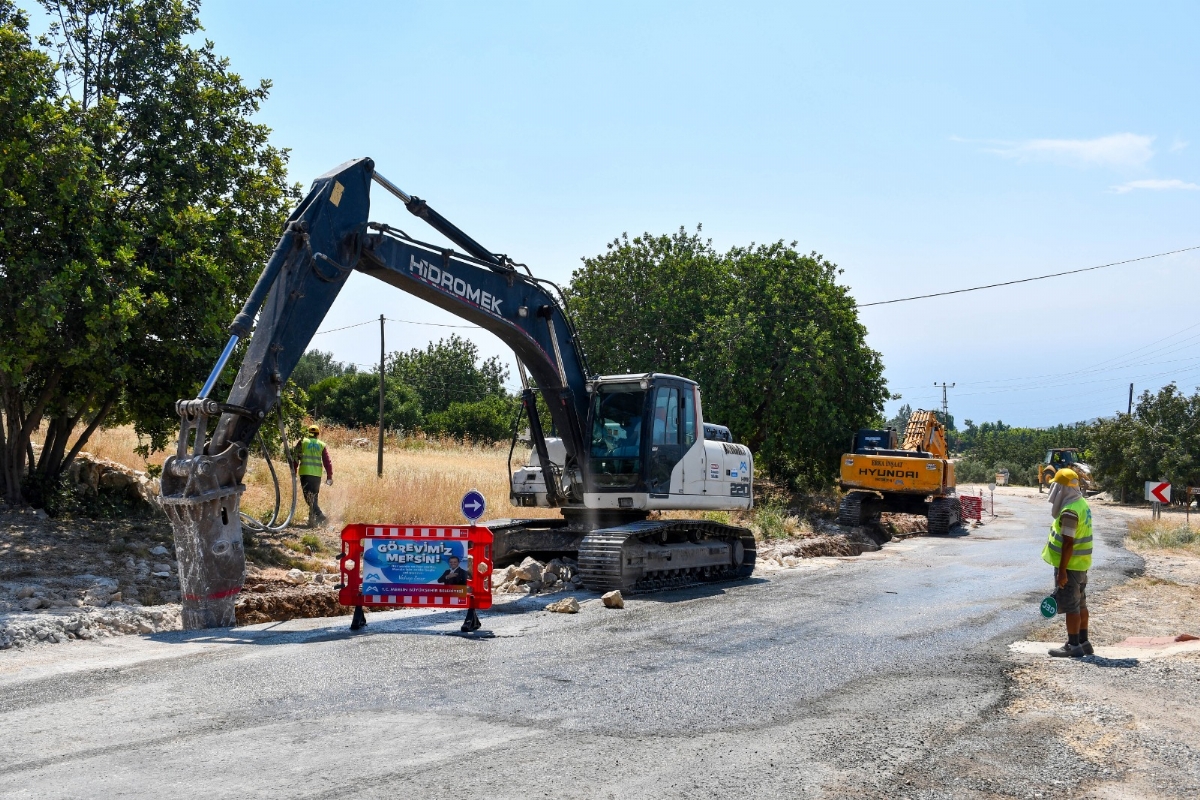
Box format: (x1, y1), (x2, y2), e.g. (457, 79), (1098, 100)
(1042, 468), (1093, 657)
(292, 424), (333, 527)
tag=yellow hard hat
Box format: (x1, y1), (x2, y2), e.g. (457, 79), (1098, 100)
(307, 424), (320, 436)
(1052, 468), (1079, 488)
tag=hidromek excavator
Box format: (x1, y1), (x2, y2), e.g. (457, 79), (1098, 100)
(159, 159), (757, 629)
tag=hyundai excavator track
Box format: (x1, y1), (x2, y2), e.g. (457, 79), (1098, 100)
(578, 520), (756, 593)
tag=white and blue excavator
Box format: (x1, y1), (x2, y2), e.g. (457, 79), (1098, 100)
(159, 158), (756, 628)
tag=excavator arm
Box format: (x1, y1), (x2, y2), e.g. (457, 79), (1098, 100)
(160, 157), (591, 628)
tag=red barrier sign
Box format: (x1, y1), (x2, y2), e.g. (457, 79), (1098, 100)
(959, 495), (983, 522)
(339, 524), (493, 610)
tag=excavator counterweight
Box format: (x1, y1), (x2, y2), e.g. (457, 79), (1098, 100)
(836, 410), (961, 535)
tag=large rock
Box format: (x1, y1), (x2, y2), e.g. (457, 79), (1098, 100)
(83, 587), (111, 607)
(546, 596), (580, 614)
(515, 557), (543, 583)
(601, 590), (624, 609)
(16, 586), (35, 600)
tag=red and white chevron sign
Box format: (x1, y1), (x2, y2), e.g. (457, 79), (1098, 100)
(1145, 481), (1171, 503)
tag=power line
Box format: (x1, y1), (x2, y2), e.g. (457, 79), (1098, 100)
(887, 319), (1200, 394)
(314, 316), (481, 336)
(859, 244), (1200, 308)
(386, 317), (479, 330)
(312, 319), (376, 335)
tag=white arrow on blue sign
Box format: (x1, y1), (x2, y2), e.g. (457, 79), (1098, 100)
(461, 489), (486, 523)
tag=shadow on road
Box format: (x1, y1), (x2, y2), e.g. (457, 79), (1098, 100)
(140, 577), (769, 647)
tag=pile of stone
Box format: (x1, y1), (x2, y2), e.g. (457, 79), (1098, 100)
(491, 556), (583, 595)
(63, 450), (159, 507)
(1, 603), (182, 649)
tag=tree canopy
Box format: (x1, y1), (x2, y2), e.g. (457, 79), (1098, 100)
(290, 349), (355, 393)
(387, 335), (509, 416)
(1090, 384), (1200, 497)
(568, 227), (889, 488)
(0, 0), (294, 506)
(308, 372), (422, 432)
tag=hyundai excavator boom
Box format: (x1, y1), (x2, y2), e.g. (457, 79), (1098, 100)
(160, 158), (756, 629)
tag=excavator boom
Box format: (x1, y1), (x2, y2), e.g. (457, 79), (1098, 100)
(160, 157), (756, 629)
(161, 158), (591, 627)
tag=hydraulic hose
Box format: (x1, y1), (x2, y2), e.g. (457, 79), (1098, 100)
(240, 405), (299, 533)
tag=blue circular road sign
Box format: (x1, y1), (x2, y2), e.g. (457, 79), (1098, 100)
(461, 489), (486, 523)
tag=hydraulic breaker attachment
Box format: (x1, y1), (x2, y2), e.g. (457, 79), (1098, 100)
(159, 399), (256, 628)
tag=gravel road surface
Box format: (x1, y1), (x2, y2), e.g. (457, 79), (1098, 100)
(0, 492), (1158, 798)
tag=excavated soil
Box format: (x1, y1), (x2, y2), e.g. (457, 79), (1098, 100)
(236, 574), (348, 625)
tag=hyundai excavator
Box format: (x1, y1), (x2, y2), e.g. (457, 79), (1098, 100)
(159, 158), (756, 629)
(836, 409), (961, 534)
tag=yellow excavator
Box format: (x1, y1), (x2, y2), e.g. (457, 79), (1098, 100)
(837, 409), (961, 534)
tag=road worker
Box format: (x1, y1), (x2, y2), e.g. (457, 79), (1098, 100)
(292, 424), (333, 527)
(1042, 468), (1094, 657)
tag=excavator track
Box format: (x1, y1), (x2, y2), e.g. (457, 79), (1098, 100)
(927, 496), (962, 535)
(578, 520), (756, 594)
(838, 491), (866, 526)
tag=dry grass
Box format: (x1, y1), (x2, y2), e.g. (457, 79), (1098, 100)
(1127, 518), (1200, 555)
(66, 424), (559, 534)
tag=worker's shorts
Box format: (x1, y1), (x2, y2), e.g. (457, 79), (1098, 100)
(1054, 569), (1088, 615)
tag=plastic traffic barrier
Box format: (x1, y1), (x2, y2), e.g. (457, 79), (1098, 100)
(959, 495), (983, 522)
(338, 524), (493, 624)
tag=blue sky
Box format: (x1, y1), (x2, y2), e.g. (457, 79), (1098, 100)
(79, 2), (1200, 426)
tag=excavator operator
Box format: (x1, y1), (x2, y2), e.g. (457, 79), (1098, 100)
(292, 424), (333, 527)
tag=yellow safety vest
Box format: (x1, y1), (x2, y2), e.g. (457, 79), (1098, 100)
(1041, 497), (1093, 571)
(299, 437), (326, 477)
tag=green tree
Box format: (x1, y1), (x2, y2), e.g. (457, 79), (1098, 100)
(568, 230), (888, 488)
(426, 394), (519, 444)
(0, 0), (107, 503)
(886, 403), (913, 436)
(567, 227), (726, 375)
(0, 0), (295, 506)
(1091, 384), (1200, 497)
(388, 334), (508, 416)
(308, 372), (422, 431)
(290, 349), (354, 393)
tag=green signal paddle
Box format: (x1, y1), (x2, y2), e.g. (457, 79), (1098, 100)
(1039, 594), (1058, 618)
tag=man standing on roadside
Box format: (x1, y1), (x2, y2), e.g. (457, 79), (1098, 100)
(293, 424), (333, 527)
(1042, 468), (1094, 657)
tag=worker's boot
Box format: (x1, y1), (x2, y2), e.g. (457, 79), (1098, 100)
(1048, 641), (1085, 658)
(1080, 640), (1094, 656)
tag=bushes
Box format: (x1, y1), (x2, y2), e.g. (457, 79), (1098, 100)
(955, 457), (1035, 485)
(308, 373), (423, 431)
(425, 395), (519, 444)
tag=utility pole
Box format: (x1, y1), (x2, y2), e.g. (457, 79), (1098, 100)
(934, 382), (955, 426)
(1128, 383), (1134, 416)
(378, 314), (385, 478)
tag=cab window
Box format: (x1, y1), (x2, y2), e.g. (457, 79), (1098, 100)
(652, 387), (679, 445)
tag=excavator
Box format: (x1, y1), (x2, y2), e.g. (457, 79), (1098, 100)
(158, 158), (756, 629)
(836, 409), (961, 534)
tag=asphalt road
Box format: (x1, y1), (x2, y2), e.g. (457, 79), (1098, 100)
(0, 491), (1141, 799)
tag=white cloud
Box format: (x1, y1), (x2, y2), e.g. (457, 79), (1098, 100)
(1111, 178), (1200, 194)
(1170, 138), (1189, 153)
(984, 133), (1156, 168)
